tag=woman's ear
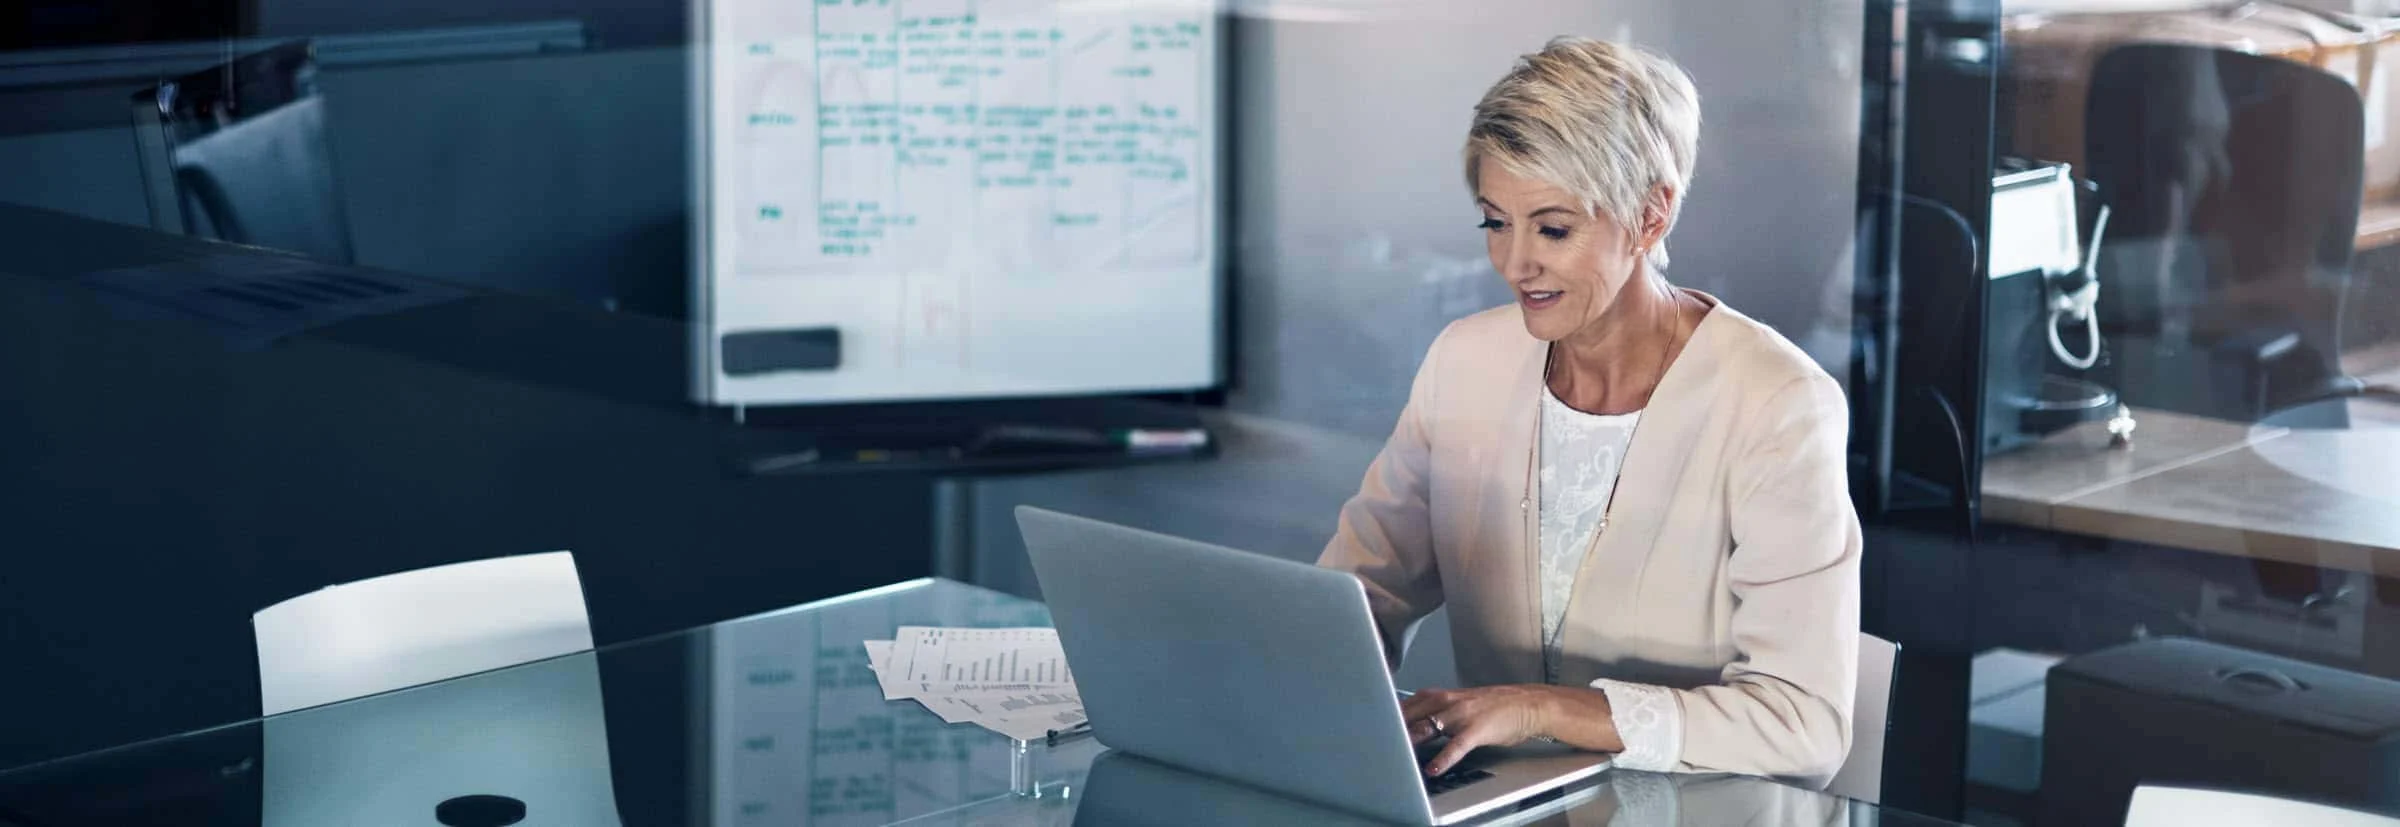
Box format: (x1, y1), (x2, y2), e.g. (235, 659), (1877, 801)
(1641, 185), (1676, 248)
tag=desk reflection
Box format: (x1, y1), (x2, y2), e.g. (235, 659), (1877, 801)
(701, 585), (1055, 825)
(1035, 749), (1860, 827)
(264, 652), (620, 827)
(0, 579), (1929, 826)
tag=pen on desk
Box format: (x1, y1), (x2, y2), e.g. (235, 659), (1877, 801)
(852, 447), (962, 463)
(1120, 428), (1209, 451)
(974, 425), (1211, 454)
(745, 448), (821, 474)
(1046, 721), (1094, 746)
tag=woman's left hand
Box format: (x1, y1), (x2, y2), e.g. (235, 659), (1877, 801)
(1401, 684), (1576, 776)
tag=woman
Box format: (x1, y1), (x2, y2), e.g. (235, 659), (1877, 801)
(1318, 37), (1861, 788)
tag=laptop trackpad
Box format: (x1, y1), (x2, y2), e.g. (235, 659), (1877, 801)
(1413, 739), (1586, 794)
(1417, 739), (1612, 821)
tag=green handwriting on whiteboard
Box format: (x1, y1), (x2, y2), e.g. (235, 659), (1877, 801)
(784, 11), (1206, 256)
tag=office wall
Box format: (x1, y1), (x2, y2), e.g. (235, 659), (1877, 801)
(255, 0), (683, 46)
(969, 3), (1866, 689)
(0, 128), (153, 229)
(0, 46), (689, 315)
(322, 47), (689, 313)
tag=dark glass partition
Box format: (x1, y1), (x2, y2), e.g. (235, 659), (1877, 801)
(1961, 4), (2400, 825)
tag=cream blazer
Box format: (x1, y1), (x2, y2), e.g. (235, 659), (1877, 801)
(1318, 294), (1862, 787)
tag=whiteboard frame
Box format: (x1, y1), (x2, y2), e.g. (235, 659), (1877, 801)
(686, 0), (1230, 408)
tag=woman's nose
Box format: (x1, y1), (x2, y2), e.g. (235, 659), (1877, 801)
(1498, 231), (1537, 281)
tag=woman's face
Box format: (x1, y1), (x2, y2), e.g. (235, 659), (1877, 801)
(1475, 157), (1646, 343)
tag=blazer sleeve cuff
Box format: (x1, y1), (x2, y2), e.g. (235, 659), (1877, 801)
(1591, 678), (1684, 773)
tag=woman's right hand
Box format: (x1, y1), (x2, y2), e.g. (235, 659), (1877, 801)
(1400, 685), (1576, 776)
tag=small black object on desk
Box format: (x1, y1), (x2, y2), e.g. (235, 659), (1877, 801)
(1047, 720), (1094, 747)
(436, 794), (527, 827)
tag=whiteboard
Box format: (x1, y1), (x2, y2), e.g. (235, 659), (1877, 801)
(692, 0), (1222, 405)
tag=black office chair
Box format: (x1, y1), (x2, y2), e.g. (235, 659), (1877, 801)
(2084, 43), (2400, 428)
(131, 40), (355, 264)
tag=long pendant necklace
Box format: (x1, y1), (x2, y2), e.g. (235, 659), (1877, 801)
(1524, 293), (1687, 679)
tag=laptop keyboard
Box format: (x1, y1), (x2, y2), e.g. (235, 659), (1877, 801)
(1424, 767), (1495, 796)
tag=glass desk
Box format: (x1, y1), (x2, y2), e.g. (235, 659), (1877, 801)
(0, 578), (1958, 826)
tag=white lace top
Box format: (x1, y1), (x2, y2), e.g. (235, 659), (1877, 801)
(1539, 387), (1684, 773)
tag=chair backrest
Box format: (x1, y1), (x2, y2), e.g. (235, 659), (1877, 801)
(2125, 785), (2400, 827)
(2083, 43), (2363, 420)
(1826, 632), (1898, 805)
(131, 40), (355, 264)
(252, 550), (594, 716)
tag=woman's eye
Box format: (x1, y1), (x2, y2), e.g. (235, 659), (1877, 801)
(1538, 225), (1569, 240)
(1477, 217), (1505, 232)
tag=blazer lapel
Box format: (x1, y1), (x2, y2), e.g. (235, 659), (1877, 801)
(1497, 339), (1546, 685)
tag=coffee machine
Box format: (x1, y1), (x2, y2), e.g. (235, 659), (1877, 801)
(1983, 158), (2122, 455)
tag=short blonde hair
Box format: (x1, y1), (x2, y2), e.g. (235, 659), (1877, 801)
(1464, 37), (1702, 272)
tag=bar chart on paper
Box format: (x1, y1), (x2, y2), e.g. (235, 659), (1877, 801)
(894, 627), (1074, 686)
(696, 0), (1222, 405)
(943, 651), (1058, 683)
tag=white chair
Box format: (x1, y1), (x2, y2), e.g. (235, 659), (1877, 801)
(1825, 633), (1899, 805)
(2125, 785), (2400, 827)
(252, 550), (596, 715)
(253, 551), (620, 826)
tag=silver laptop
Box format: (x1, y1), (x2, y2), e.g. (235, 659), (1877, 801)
(1017, 506), (1610, 825)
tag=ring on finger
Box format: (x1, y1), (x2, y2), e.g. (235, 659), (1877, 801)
(1430, 715), (1447, 735)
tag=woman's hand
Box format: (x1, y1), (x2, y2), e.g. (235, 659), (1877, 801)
(1400, 684), (1620, 776)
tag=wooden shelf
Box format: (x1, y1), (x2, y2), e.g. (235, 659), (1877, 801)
(2361, 199), (2400, 251)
